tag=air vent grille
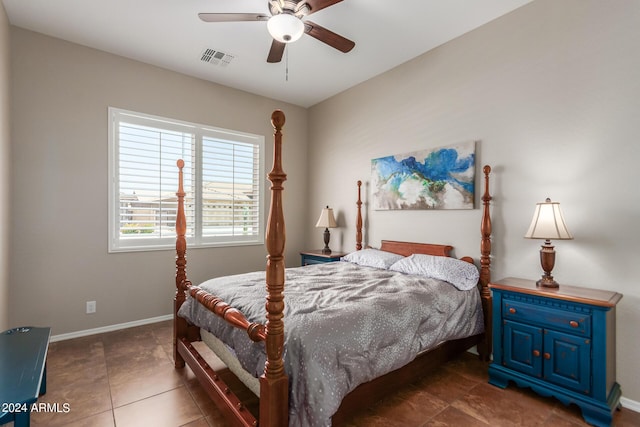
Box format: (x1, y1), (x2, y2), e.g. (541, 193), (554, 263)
(200, 48), (235, 67)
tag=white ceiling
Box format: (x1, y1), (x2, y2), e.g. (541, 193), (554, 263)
(2, 0), (533, 107)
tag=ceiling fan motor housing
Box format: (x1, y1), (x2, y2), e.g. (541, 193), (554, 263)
(268, 0), (310, 19)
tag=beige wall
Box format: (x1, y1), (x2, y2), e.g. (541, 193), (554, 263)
(7, 0), (640, 407)
(0, 3), (9, 331)
(9, 28), (308, 336)
(308, 0), (640, 404)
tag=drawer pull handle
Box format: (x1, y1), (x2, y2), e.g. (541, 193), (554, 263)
(533, 350), (540, 357)
(544, 352), (551, 360)
(508, 308), (516, 314)
(569, 320), (579, 328)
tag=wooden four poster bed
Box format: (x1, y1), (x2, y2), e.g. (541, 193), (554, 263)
(173, 110), (493, 427)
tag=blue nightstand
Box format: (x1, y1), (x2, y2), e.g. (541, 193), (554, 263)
(300, 250), (347, 266)
(488, 277), (622, 427)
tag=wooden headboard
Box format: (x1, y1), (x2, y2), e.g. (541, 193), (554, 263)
(380, 240), (474, 264)
(380, 240), (453, 257)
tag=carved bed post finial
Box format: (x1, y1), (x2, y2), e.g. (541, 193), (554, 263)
(260, 110), (289, 427)
(174, 159), (189, 367)
(356, 180), (363, 250)
(479, 164), (493, 361)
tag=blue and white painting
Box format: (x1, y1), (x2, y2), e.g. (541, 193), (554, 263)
(371, 141), (475, 210)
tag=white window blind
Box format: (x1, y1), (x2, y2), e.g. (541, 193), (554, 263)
(108, 108), (265, 252)
(202, 137), (261, 238)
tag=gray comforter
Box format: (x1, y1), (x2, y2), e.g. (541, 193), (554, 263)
(179, 261), (484, 426)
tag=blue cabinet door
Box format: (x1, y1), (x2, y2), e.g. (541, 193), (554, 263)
(504, 320), (543, 378)
(544, 329), (591, 395)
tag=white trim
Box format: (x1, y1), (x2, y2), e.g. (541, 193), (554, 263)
(620, 397), (640, 413)
(49, 314), (172, 342)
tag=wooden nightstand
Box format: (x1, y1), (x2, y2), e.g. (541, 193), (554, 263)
(300, 250), (348, 266)
(488, 277), (622, 427)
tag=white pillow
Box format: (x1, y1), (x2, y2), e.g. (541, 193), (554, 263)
(389, 254), (479, 290)
(341, 248), (404, 270)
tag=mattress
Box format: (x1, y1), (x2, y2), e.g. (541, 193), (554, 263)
(198, 328), (260, 396)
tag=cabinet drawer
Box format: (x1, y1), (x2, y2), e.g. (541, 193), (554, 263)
(503, 299), (591, 337)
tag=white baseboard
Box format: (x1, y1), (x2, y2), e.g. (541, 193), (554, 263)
(621, 396), (640, 413)
(49, 314), (172, 343)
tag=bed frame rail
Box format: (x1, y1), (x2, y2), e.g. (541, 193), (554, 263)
(188, 286), (267, 342)
(177, 338), (257, 427)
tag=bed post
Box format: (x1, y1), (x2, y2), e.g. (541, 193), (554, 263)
(356, 180), (363, 250)
(260, 110), (289, 427)
(478, 165), (492, 361)
(174, 159), (189, 368)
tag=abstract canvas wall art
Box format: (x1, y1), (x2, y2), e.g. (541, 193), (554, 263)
(371, 141), (475, 210)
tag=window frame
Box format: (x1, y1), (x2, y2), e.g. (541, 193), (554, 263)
(108, 107), (266, 253)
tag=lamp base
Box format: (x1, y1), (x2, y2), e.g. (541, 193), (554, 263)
(536, 275), (559, 288)
(536, 240), (559, 288)
(322, 228), (331, 254)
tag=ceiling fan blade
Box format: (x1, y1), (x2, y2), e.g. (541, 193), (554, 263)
(304, 21), (355, 53)
(198, 13), (269, 23)
(304, 0), (343, 15)
(267, 40), (286, 63)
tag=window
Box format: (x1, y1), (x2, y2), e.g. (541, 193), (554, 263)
(108, 108), (265, 252)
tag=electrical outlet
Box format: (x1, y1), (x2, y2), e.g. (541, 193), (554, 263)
(86, 301), (96, 314)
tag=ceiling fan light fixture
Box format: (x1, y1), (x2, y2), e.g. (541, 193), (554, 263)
(267, 13), (304, 43)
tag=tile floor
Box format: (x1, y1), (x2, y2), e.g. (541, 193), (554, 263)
(13, 320), (639, 426)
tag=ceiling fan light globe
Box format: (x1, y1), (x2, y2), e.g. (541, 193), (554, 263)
(267, 14), (304, 43)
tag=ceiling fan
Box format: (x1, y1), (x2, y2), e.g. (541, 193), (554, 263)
(198, 0), (355, 63)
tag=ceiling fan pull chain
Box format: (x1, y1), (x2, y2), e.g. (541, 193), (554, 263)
(285, 47), (289, 82)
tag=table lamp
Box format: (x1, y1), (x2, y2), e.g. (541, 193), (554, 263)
(524, 198), (573, 288)
(315, 206), (337, 254)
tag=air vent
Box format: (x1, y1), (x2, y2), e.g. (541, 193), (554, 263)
(200, 48), (235, 67)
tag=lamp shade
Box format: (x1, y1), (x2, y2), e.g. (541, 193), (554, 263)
(315, 206), (337, 228)
(524, 198), (573, 240)
(267, 13), (304, 43)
